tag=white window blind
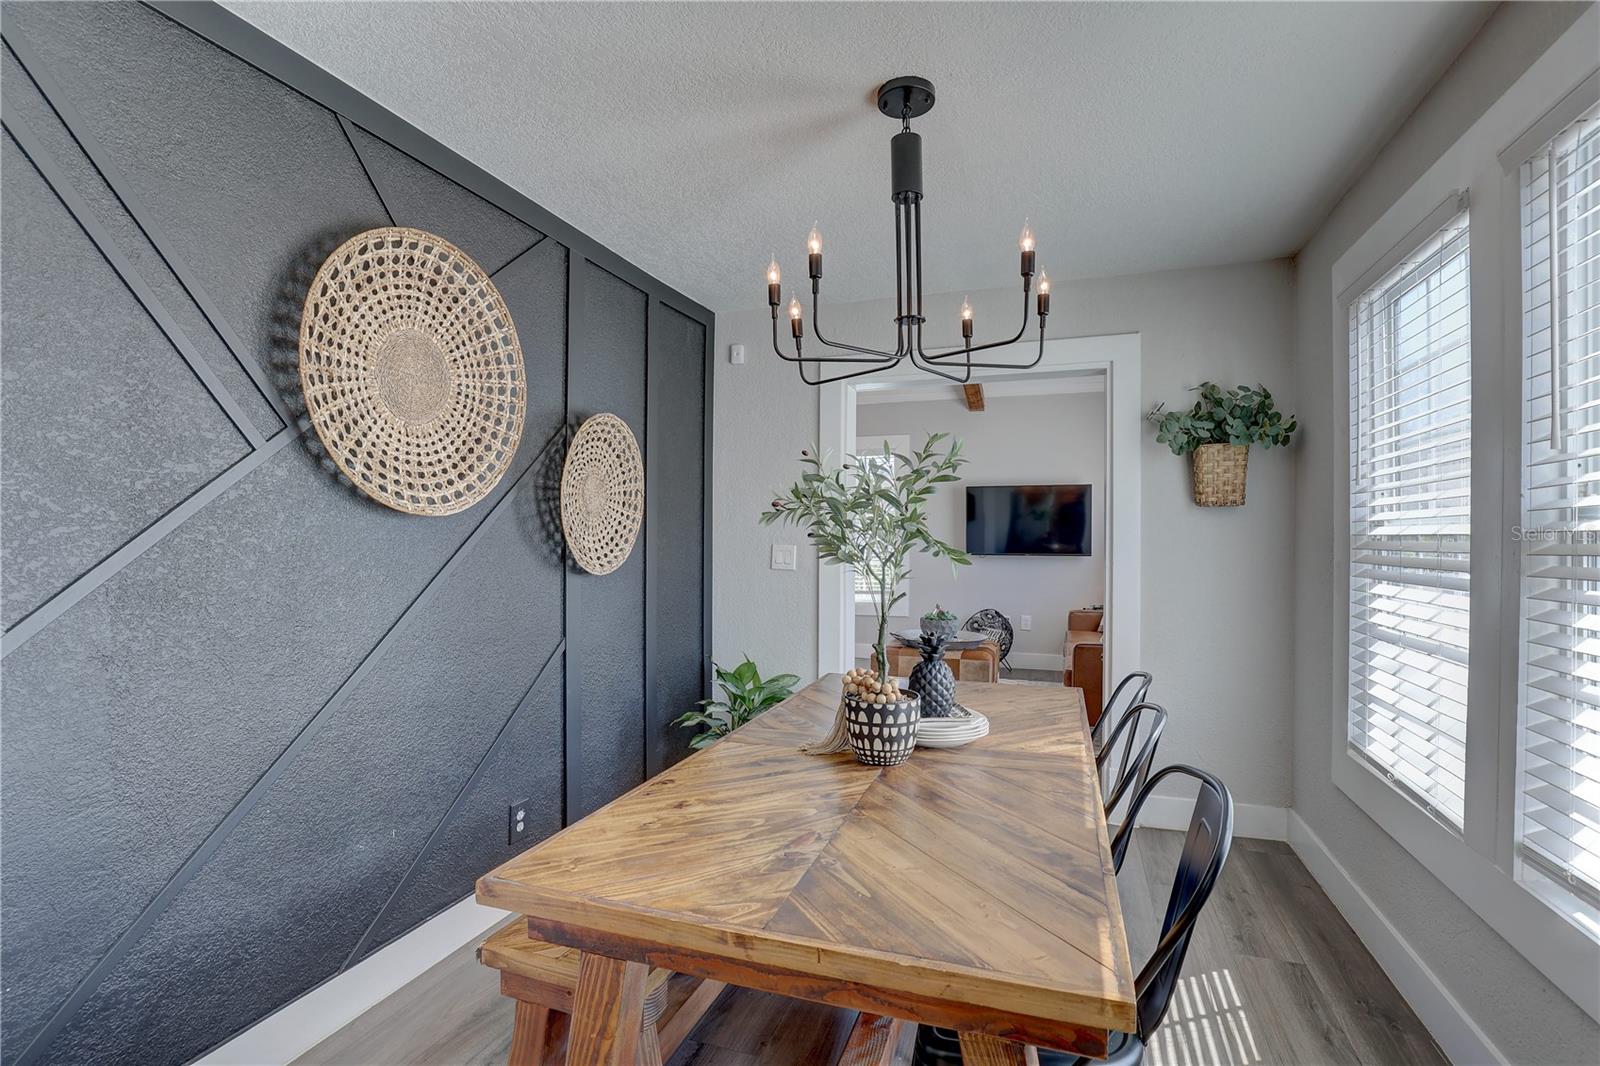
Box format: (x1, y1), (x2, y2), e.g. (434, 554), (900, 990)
(1518, 102), (1600, 904)
(1347, 208), (1472, 828)
(853, 436), (909, 603)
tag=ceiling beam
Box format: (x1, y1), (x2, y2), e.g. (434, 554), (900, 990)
(962, 383), (985, 411)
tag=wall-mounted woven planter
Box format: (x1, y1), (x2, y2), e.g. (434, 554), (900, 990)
(1190, 443), (1249, 507)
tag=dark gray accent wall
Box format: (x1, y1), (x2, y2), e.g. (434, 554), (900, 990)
(0, 4), (712, 1065)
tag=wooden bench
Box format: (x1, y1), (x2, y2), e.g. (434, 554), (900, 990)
(478, 923), (723, 1065)
(479, 923), (916, 1064)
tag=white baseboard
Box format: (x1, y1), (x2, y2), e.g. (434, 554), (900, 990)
(1287, 812), (1506, 1066)
(1135, 795), (1288, 841)
(197, 895), (508, 1066)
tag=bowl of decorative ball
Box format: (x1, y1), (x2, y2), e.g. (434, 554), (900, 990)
(840, 668), (921, 766)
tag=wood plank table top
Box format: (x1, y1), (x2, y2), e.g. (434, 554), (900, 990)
(477, 676), (1137, 1061)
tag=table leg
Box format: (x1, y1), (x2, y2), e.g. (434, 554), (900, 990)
(957, 1032), (1041, 1066)
(566, 951), (648, 1066)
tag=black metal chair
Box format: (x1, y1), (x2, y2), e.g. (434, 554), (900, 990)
(1096, 702), (1167, 822)
(1040, 765), (1235, 1066)
(913, 764), (1232, 1066)
(1091, 670), (1153, 755)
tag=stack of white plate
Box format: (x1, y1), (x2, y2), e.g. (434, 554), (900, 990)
(915, 705), (990, 748)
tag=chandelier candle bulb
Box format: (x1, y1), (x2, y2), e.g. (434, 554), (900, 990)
(961, 297), (974, 340)
(789, 297), (805, 339)
(767, 257), (781, 307)
(1020, 219), (1036, 276)
(808, 223), (823, 279)
(1037, 272), (1051, 317)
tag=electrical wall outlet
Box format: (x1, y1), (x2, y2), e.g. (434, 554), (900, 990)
(507, 801), (532, 846)
(1019, 615), (1033, 631)
(771, 544), (797, 571)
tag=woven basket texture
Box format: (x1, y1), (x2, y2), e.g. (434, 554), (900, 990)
(298, 227), (526, 516)
(1191, 443), (1248, 507)
(561, 413), (645, 575)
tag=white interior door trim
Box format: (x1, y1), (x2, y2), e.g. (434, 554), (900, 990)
(816, 333), (1142, 683)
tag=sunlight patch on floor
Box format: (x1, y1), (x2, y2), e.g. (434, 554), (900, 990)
(1146, 968), (1260, 1066)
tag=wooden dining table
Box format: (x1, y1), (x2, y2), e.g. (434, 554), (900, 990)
(476, 675), (1137, 1065)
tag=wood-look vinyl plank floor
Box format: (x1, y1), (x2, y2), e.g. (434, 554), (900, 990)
(293, 831), (1447, 1066)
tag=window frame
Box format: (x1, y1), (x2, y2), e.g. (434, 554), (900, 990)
(1344, 201), (1475, 832)
(1510, 100), (1600, 913)
(851, 434), (912, 618)
(1327, 38), (1600, 1018)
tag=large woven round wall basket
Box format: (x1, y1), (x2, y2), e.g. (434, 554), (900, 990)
(1191, 443), (1249, 507)
(298, 227), (526, 516)
(561, 413), (644, 575)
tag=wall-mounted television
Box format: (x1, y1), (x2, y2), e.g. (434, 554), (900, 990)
(965, 484), (1092, 557)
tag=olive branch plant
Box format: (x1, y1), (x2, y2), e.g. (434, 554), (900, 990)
(762, 433), (971, 689)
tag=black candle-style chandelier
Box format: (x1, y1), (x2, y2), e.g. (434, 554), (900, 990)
(767, 76), (1050, 386)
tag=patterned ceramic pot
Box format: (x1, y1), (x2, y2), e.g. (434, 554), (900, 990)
(842, 690), (921, 766)
(920, 615), (958, 643)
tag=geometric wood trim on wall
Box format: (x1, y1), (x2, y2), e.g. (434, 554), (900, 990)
(0, 4), (712, 1065)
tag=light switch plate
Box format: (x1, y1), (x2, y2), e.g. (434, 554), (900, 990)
(771, 544), (797, 571)
(1019, 615), (1033, 631)
(729, 344), (746, 364)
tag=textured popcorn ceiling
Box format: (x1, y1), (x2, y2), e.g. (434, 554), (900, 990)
(223, 1), (1493, 311)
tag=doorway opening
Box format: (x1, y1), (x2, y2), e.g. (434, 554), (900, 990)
(816, 333), (1142, 695)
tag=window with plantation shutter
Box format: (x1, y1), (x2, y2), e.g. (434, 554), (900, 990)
(1347, 208), (1472, 829)
(1518, 102), (1600, 905)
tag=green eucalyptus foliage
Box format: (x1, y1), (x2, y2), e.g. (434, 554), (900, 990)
(761, 434), (972, 686)
(672, 657), (801, 749)
(1147, 382), (1298, 457)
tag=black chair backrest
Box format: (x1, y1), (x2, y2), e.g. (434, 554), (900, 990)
(1092, 670), (1153, 754)
(1108, 765), (1234, 1042)
(1095, 701), (1167, 819)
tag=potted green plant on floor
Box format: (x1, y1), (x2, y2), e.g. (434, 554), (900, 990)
(672, 657), (800, 749)
(762, 434), (970, 765)
(1147, 382), (1297, 506)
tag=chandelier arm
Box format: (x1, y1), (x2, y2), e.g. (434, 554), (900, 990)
(927, 321), (1048, 370)
(907, 341), (973, 383)
(922, 282), (1032, 359)
(902, 196), (917, 331)
(894, 200), (908, 356)
(895, 199), (905, 327)
(797, 355), (908, 386)
(913, 198), (924, 322)
(810, 282), (901, 359)
(771, 313), (894, 364)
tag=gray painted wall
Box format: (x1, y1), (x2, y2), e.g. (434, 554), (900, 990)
(1290, 2), (1598, 1061)
(856, 390), (1107, 663)
(712, 259), (1297, 810)
(0, 4), (709, 1065)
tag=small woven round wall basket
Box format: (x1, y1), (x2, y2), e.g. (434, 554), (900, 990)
(560, 413), (645, 575)
(298, 227), (526, 516)
(1191, 443), (1249, 507)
